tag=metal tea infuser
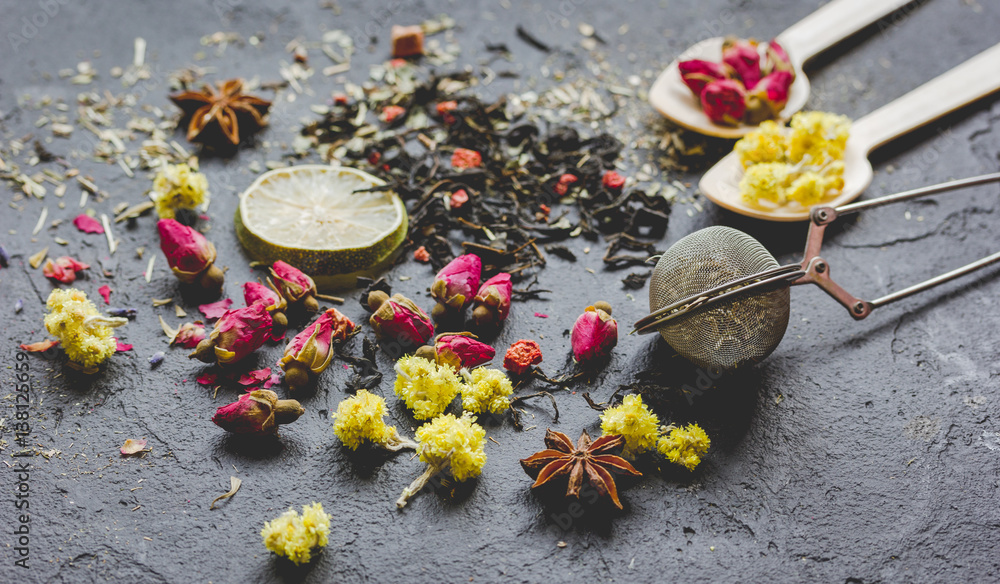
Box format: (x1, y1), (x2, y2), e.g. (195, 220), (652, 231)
(633, 172), (1000, 371)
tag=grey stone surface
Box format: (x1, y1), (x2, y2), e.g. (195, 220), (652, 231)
(1, 0), (999, 582)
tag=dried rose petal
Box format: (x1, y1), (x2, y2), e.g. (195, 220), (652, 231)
(436, 100), (458, 124)
(571, 302), (618, 364)
(20, 339), (59, 352)
(471, 273), (512, 328)
(211, 389), (304, 435)
(73, 214), (105, 234)
(199, 298), (233, 321)
(450, 189), (469, 209)
(381, 105), (406, 123)
(432, 333), (496, 370)
(701, 79), (747, 126)
(602, 171), (626, 191)
(451, 148), (482, 169)
(554, 173), (578, 195)
(722, 37), (761, 89)
(120, 439), (147, 456)
(42, 256), (90, 284)
(238, 367), (273, 386)
(678, 59), (733, 96)
(504, 339), (542, 376)
(98, 285), (112, 304)
(367, 291), (434, 349)
(172, 322), (206, 348)
(413, 246), (430, 262)
(280, 307), (356, 390)
(115, 340), (133, 352)
(430, 253), (482, 317)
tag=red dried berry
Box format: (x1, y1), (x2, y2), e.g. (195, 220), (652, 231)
(413, 246), (431, 263)
(451, 148), (482, 169)
(504, 339), (543, 376)
(602, 171), (626, 190)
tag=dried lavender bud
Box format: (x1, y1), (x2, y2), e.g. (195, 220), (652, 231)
(149, 351), (165, 367)
(14, 299), (24, 314)
(107, 307), (138, 319)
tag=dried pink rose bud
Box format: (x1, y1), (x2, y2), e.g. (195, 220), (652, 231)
(269, 261), (319, 312)
(243, 279), (288, 329)
(678, 59), (733, 97)
(367, 291), (434, 348)
(157, 219), (224, 294)
(471, 273), (512, 328)
(722, 37), (761, 89)
(416, 332), (496, 370)
(430, 253), (482, 318)
(571, 301), (618, 364)
(280, 308), (356, 390)
(701, 79), (747, 126)
(172, 322), (206, 348)
(744, 70), (795, 124)
(211, 389), (304, 435)
(42, 256), (89, 284)
(190, 303), (273, 365)
(764, 39), (793, 75)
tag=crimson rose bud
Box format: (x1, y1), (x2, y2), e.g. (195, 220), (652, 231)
(722, 37), (761, 89)
(744, 70), (794, 124)
(367, 291), (434, 348)
(157, 219), (224, 294)
(191, 303), (273, 365)
(701, 79), (747, 126)
(426, 333), (496, 370)
(471, 273), (512, 328)
(571, 301), (618, 364)
(430, 253), (482, 318)
(211, 389), (304, 434)
(764, 39), (793, 75)
(280, 308), (356, 390)
(243, 279), (288, 329)
(678, 59), (733, 96)
(270, 261), (319, 312)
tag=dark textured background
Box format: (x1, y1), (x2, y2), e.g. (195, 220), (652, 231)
(2, 1), (999, 582)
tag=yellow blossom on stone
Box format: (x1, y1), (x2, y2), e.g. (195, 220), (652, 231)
(393, 355), (463, 420)
(332, 390), (417, 451)
(44, 288), (127, 372)
(397, 412), (487, 508)
(658, 423), (711, 471)
(735, 120), (787, 168)
(460, 368), (513, 415)
(787, 111), (851, 165)
(600, 394), (660, 458)
(152, 162), (210, 219)
(261, 502), (331, 565)
(739, 162), (792, 205)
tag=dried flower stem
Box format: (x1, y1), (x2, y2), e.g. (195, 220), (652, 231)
(396, 456), (451, 509)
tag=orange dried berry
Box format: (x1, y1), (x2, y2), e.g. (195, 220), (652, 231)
(451, 148), (482, 170)
(413, 246), (430, 263)
(504, 339), (542, 376)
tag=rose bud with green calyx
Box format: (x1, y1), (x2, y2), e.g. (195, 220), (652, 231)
(280, 307), (356, 391)
(744, 70), (794, 125)
(415, 332), (495, 371)
(270, 261), (319, 312)
(470, 273), (512, 328)
(571, 301), (618, 364)
(190, 303), (273, 365)
(244, 278), (288, 330)
(701, 79), (747, 126)
(212, 389), (304, 434)
(429, 253), (481, 319)
(678, 59), (733, 96)
(157, 219), (225, 295)
(722, 36), (761, 89)
(367, 291), (434, 348)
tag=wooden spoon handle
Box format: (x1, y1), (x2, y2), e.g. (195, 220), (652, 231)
(776, 0), (912, 64)
(852, 43), (1000, 153)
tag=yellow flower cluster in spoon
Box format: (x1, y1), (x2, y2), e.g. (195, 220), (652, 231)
(735, 112), (851, 207)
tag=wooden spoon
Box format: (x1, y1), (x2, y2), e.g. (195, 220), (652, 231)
(649, 0), (912, 138)
(699, 43), (1000, 222)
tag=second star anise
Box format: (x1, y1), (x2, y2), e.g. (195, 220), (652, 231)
(169, 78), (271, 146)
(520, 429), (641, 509)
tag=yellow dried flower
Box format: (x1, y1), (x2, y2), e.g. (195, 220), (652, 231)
(788, 111), (851, 164)
(261, 502), (331, 565)
(461, 368), (512, 414)
(735, 120), (787, 167)
(44, 288), (127, 372)
(393, 355), (463, 420)
(600, 394), (660, 458)
(739, 162), (792, 204)
(397, 413), (487, 508)
(658, 423), (711, 471)
(152, 162), (210, 219)
(332, 390), (417, 451)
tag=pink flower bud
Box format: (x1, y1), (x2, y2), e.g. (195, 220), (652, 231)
(269, 261), (318, 311)
(763, 39), (793, 75)
(430, 253), (482, 317)
(157, 219), (223, 293)
(503, 339), (542, 376)
(701, 79), (747, 126)
(722, 37), (761, 89)
(42, 256), (89, 284)
(471, 273), (512, 328)
(571, 302), (618, 364)
(367, 291), (434, 348)
(280, 308), (356, 390)
(432, 333), (496, 370)
(193, 303), (273, 365)
(211, 389), (304, 435)
(172, 322), (206, 348)
(243, 281), (283, 311)
(678, 59), (733, 96)
(744, 70), (795, 124)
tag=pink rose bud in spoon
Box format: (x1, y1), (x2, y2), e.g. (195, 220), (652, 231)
(722, 37), (761, 89)
(744, 70), (795, 125)
(678, 59), (733, 97)
(701, 79), (747, 126)
(763, 39), (794, 75)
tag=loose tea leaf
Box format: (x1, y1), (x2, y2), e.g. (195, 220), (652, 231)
(210, 476), (242, 510)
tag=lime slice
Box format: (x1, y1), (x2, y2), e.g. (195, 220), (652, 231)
(236, 165), (407, 287)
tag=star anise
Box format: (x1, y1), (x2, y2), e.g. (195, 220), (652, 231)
(520, 429), (641, 509)
(169, 79), (271, 146)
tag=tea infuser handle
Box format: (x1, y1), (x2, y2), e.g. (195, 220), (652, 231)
(799, 172), (1000, 319)
(776, 0), (912, 64)
(850, 43), (1000, 153)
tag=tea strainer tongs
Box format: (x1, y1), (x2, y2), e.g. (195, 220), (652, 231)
(632, 172), (1000, 372)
